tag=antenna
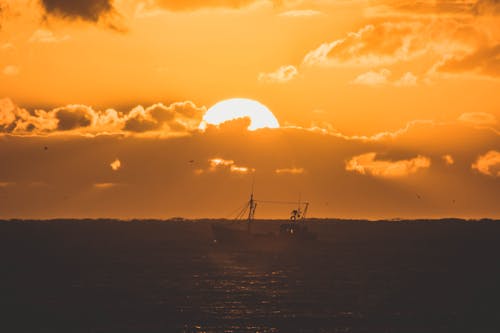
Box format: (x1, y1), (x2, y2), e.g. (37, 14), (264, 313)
(297, 192), (302, 220)
(251, 174), (255, 196)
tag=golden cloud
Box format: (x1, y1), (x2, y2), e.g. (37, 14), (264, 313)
(472, 150), (500, 177)
(230, 165), (254, 174)
(207, 158), (255, 174)
(209, 158), (235, 170)
(124, 102), (205, 134)
(154, 0), (277, 11)
(29, 29), (70, 43)
(351, 69), (418, 86)
(394, 72), (418, 86)
(110, 159), (121, 171)
(442, 154), (455, 165)
(438, 44), (500, 77)
(300, 13), (498, 79)
(346, 152), (431, 178)
(351, 68), (391, 86)
(275, 167), (305, 175)
(0, 99), (205, 137)
(93, 182), (118, 189)
(458, 112), (497, 126)
(278, 9), (323, 17)
(258, 65), (298, 83)
(302, 23), (427, 68)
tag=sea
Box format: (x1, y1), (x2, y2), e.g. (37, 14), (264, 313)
(1, 219), (499, 333)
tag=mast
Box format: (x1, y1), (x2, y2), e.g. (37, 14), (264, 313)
(247, 180), (257, 232)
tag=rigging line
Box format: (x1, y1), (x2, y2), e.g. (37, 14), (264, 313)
(255, 200), (309, 205)
(232, 204), (249, 223)
(224, 201), (248, 219)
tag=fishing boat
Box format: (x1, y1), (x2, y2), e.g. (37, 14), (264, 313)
(211, 189), (317, 249)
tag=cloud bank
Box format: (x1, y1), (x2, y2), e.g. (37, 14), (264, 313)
(0, 98), (206, 137)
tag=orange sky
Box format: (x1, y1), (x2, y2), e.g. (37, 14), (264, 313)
(0, 0), (499, 219)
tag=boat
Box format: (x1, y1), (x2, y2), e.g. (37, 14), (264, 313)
(211, 189), (317, 250)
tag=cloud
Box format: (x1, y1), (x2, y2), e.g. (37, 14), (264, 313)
(472, 150), (500, 177)
(230, 165), (254, 174)
(258, 65), (298, 83)
(0, 98), (17, 127)
(278, 9), (323, 17)
(0, 98), (57, 133)
(368, 0), (500, 17)
(154, 0), (274, 11)
(442, 154), (455, 165)
(275, 167), (304, 175)
(0, 98), (205, 137)
(124, 102), (205, 134)
(351, 69), (418, 86)
(38, 0), (124, 30)
(29, 29), (70, 43)
(3, 65), (20, 76)
(394, 72), (418, 86)
(1, 110), (499, 218)
(0, 1), (11, 29)
(299, 15), (497, 80)
(39, 0), (115, 22)
(110, 159), (121, 171)
(346, 152), (431, 178)
(207, 157), (255, 174)
(351, 68), (391, 86)
(458, 112), (497, 126)
(438, 44), (500, 78)
(94, 182), (118, 189)
(55, 105), (94, 131)
(473, 0), (500, 16)
(302, 23), (426, 67)
(209, 158), (235, 170)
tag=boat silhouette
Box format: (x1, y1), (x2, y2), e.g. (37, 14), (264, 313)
(211, 188), (317, 250)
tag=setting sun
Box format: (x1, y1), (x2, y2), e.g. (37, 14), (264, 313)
(201, 98), (280, 131)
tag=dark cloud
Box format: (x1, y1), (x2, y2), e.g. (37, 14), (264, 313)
(39, 0), (113, 21)
(379, 0), (499, 16)
(0, 1), (7, 29)
(123, 115), (159, 133)
(393, 0), (473, 15)
(473, 0), (500, 15)
(39, 0), (119, 25)
(55, 106), (94, 131)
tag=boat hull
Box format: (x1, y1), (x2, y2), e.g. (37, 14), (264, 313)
(211, 222), (317, 251)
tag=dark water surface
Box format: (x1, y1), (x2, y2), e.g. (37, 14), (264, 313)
(1, 219), (499, 332)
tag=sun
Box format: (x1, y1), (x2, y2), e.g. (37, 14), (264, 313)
(201, 98), (280, 131)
